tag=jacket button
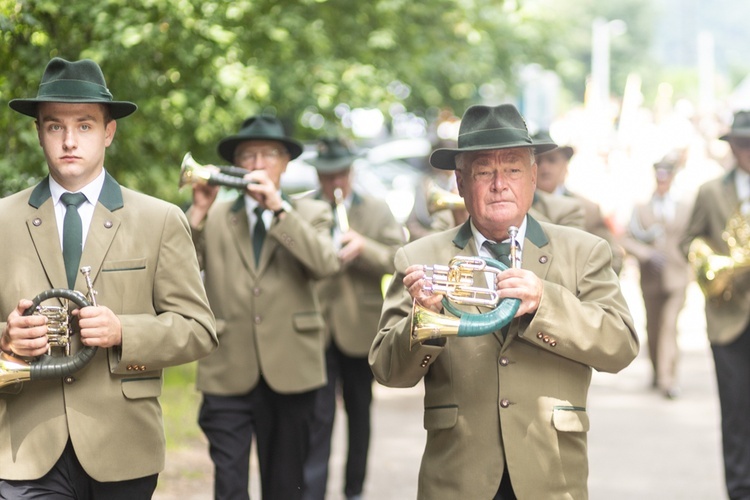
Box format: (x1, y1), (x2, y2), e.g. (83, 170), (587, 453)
(104, 220), (113, 229)
(500, 399), (510, 408)
(550, 341), (557, 347)
(253, 287), (261, 296)
(254, 315), (262, 324)
(64, 376), (75, 384)
(537, 332), (544, 339)
(140, 365), (147, 371)
(543, 336), (550, 343)
(127, 365), (133, 371)
(33, 218), (42, 226)
(499, 357), (509, 366)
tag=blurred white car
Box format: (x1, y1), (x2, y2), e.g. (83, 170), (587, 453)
(281, 138), (431, 224)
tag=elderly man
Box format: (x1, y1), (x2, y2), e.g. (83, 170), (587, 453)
(682, 110), (750, 499)
(188, 116), (340, 500)
(370, 104), (639, 499)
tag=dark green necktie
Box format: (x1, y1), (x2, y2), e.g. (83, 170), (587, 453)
(253, 206), (266, 266)
(61, 192), (87, 289)
(484, 241), (512, 267)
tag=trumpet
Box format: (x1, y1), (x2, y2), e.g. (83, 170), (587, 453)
(333, 187), (350, 233)
(426, 180), (465, 214)
(410, 226), (521, 346)
(0, 267), (99, 389)
(179, 152), (258, 190)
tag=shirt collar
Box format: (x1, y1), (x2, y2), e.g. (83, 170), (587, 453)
(49, 169), (106, 206)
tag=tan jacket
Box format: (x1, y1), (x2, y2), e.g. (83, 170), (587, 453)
(0, 174), (218, 481)
(370, 217), (638, 499)
(530, 189), (586, 230)
(193, 195), (340, 395)
(681, 169), (750, 345)
(564, 189), (624, 274)
(622, 196), (692, 294)
(314, 192), (404, 356)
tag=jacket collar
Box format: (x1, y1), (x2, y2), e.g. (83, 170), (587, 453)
(452, 214), (549, 249)
(28, 171), (124, 211)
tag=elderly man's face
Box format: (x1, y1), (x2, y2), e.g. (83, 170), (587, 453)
(455, 147), (536, 241)
(234, 140), (290, 188)
(729, 138), (750, 174)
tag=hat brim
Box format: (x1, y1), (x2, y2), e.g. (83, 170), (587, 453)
(9, 97), (137, 119)
(308, 154), (361, 173)
(429, 140), (557, 170)
(218, 136), (303, 163)
(720, 129), (750, 141)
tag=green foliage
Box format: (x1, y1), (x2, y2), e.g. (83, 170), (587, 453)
(0, 0), (562, 200)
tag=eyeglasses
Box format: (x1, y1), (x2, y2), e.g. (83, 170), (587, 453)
(236, 148), (286, 164)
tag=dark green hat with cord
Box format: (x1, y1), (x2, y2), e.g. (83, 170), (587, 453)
(429, 104), (557, 170)
(308, 137), (362, 174)
(217, 115), (303, 163)
(9, 57), (137, 119)
(531, 130), (575, 160)
(720, 110), (750, 141)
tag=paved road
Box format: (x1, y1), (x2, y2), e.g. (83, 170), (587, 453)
(155, 264), (727, 499)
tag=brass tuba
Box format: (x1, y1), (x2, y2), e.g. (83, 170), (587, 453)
(689, 208), (750, 300)
(0, 267), (99, 389)
(410, 227), (521, 346)
(179, 152), (258, 190)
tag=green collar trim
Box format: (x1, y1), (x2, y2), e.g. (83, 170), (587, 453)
(28, 172), (123, 210)
(452, 214), (548, 249)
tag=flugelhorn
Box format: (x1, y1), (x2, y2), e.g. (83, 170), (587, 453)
(179, 152), (258, 190)
(0, 267), (99, 389)
(689, 207), (750, 299)
(410, 226), (521, 346)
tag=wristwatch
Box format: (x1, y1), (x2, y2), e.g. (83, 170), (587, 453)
(273, 200), (293, 218)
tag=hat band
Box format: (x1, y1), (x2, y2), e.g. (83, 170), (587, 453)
(458, 127), (532, 149)
(37, 80), (113, 101)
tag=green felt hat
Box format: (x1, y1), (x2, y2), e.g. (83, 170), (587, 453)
(532, 130), (574, 160)
(9, 57), (137, 119)
(218, 115), (303, 163)
(720, 110), (750, 141)
(429, 104), (556, 170)
(308, 137), (362, 173)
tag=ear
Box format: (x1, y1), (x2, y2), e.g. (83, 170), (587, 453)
(104, 120), (117, 148)
(530, 162), (537, 189)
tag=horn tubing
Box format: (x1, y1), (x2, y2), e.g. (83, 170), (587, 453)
(441, 257), (520, 336)
(22, 288), (97, 382)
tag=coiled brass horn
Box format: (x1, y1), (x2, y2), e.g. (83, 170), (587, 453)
(0, 267), (98, 389)
(688, 207), (750, 300)
(410, 227), (522, 346)
(179, 152), (258, 190)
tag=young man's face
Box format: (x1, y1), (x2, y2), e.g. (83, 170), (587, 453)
(36, 102), (116, 192)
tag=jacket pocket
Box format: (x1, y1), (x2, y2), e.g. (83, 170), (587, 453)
(423, 405), (458, 430)
(292, 312), (325, 333)
(552, 406), (589, 432)
(102, 258), (147, 272)
(121, 376), (162, 399)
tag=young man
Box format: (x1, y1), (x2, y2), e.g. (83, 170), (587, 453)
(0, 57), (217, 499)
(370, 104), (639, 499)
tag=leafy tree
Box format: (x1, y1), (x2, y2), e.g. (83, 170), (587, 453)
(1, 0), (558, 201)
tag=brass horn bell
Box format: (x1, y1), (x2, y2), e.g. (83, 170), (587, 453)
(179, 152), (257, 190)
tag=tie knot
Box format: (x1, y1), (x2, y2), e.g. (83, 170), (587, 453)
(484, 240), (512, 266)
(254, 206), (265, 217)
(61, 192), (87, 209)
